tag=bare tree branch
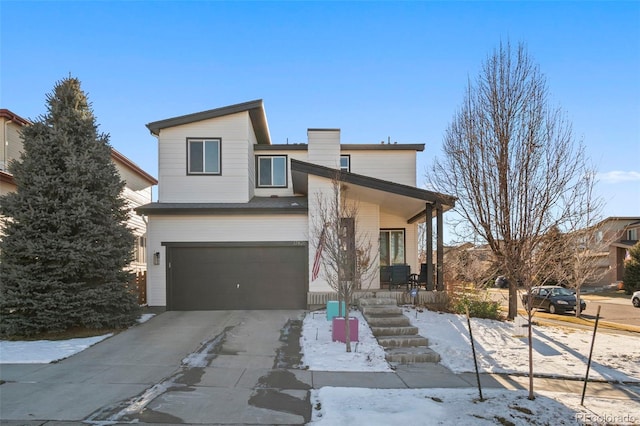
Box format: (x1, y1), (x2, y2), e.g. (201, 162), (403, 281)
(428, 41), (601, 400)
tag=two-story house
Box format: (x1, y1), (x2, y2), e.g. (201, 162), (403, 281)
(601, 217), (640, 286)
(0, 108), (158, 273)
(137, 100), (456, 310)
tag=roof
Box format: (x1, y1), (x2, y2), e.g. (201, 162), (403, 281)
(0, 170), (15, 186)
(0, 109), (30, 126)
(290, 159), (456, 222)
(254, 143), (425, 152)
(596, 216), (640, 227)
(136, 196), (308, 215)
(145, 99), (271, 145)
(111, 149), (158, 185)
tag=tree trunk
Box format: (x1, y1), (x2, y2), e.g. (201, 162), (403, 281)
(345, 312), (351, 352)
(527, 315), (535, 400)
(508, 281), (518, 320)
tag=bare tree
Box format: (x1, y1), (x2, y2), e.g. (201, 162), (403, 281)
(312, 177), (377, 352)
(428, 41), (599, 400)
(563, 171), (609, 316)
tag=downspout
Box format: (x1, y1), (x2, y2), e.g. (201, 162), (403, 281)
(2, 118), (12, 172)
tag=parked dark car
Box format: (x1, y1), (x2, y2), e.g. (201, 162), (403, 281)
(495, 276), (508, 288)
(632, 291), (640, 308)
(522, 285), (586, 314)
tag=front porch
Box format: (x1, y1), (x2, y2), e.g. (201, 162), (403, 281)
(306, 289), (447, 310)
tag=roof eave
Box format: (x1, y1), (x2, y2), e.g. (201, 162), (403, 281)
(145, 99), (271, 145)
(111, 149), (158, 185)
(290, 159), (456, 207)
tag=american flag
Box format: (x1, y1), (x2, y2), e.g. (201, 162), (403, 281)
(312, 227), (326, 281)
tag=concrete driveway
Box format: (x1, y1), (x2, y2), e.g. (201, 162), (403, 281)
(0, 310), (311, 424)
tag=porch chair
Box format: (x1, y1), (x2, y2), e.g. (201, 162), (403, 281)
(389, 264), (412, 290)
(409, 263), (435, 291)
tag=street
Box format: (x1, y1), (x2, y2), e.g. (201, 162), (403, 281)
(488, 288), (640, 330)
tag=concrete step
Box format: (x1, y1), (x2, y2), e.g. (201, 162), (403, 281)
(385, 347), (441, 364)
(370, 326), (419, 337)
(377, 335), (429, 348)
(364, 316), (411, 327)
(361, 305), (403, 316)
(359, 298), (398, 306)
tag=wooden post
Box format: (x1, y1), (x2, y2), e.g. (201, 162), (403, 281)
(466, 306), (483, 401)
(581, 305), (601, 406)
(425, 203), (433, 291)
(436, 203), (444, 291)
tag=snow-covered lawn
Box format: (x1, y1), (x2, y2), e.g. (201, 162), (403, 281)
(407, 306), (640, 382)
(302, 306), (640, 425)
(0, 313), (154, 364)
(2, 309), (639, 424)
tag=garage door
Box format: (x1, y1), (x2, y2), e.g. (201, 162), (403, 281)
(166, 243), (308, 310)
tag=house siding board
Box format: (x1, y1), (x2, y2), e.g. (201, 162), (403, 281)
(355, 200), (381, 290)
(1, 120), (24, 171)
(307, 175), (334, 293)
(308, 129), (340, 169)
(146, 214), (308, 307)
(157, 113), (252, 203)
(248, 134), (256, 199)
(345, 150), (416, 186)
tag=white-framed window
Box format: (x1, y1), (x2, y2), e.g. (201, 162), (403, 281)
(340, 155), (350, 172)
(257, 155), (287, 187)
(380, 229), (405, 266)
(628, 228), (638, 241)
(188, 138), (221, 175)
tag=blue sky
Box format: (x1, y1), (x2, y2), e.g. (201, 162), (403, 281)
(2, 1), (639, 236)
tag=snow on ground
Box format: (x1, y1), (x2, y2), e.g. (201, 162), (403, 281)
(301, 309), (391, 372)
(0, 334), (113, 364)
(2, 309), (639, 424)
(0, 313), (155, 364)
(302, 306), (640, 425)
(405, 305), (640, 383)
(308, 387), (640, 426)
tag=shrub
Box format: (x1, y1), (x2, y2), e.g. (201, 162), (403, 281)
(448, 290), (502, 320)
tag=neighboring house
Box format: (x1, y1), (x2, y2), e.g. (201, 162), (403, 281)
(0, 108), (158, 272)
(137, 99), (456, 310)
(602, 217), (640, 286)
(567, 216), (640, 287)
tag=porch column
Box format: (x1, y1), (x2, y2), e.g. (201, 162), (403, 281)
(425, 203), (433, 290)
(436, 203), (444, 291)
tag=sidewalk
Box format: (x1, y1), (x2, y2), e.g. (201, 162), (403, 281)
(309, 363), (639, 399)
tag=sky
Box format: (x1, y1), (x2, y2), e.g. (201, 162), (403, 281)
(1, 1), (639, 240)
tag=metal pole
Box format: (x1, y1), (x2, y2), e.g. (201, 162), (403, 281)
(466, 306), (483, 401)
(581, 305), (601, 406)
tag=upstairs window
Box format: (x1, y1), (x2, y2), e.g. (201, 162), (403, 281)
(340, 155), (351, 172)
(188, 138), (220, 175)
(257, 155), (287, 187)
(628, 228), (638, 241)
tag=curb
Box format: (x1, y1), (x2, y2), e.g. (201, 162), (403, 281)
(517, 309), (640, 333)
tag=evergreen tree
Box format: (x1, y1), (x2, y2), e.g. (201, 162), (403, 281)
(623, 242), (640, 294)
(0, 77), (140, 337)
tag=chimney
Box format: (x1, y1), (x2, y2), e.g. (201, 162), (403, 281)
(307, 128), (341, 169)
